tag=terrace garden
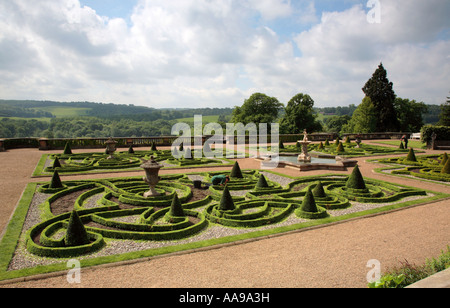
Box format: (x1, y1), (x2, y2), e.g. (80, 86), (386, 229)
(371, 150), (450, 184)
(261, 138), (416, 158)
(1, 163), (447, 281)
(33, 144), (236, 176)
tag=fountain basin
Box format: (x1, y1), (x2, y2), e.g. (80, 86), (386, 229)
(258, 153), (357, 171)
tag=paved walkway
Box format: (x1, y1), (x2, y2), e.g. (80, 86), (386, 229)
(0, 142), (449, 288)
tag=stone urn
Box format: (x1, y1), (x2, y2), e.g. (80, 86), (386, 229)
(105, 137), (117, 159)
(141, 156), (163, 197)
(297, 129), (312, 162)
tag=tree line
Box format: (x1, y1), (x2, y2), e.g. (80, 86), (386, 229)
(230, 63), (448, 135)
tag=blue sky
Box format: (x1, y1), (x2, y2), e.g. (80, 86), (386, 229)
(1, 0), (449, 109)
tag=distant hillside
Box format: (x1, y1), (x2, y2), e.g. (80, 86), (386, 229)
(0, 100), (233, 121)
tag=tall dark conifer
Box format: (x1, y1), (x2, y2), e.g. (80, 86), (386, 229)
(362, 63), (399, 132)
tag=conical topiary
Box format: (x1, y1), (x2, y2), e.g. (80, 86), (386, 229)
(49, 170), (63, 189)
(324, 139), (330, 146)
(172, 146), (179, 158)
(151, 142), (157, 151)
(336, 142), (345, 153)
(63, 142), (72, 155)
(169, 194), (185, 217)
(405, 148), (417, 162)
(128, 145), (135, 154)
(179, 143), (184, 152)
(312, 181), (327, 198)
(441, 158), (450, 174)
(219, 185), (235, 211)
(230, 161), (243, 178)
(346, 165), (366, 190)
(318, 142), (324, 150)
(440, 153), (448, 166)
(256, 174), (269, 188)
(399, 141), (404, 149)
(301, 187), (318, 213)
(52, 157), (62, 168)
(65, 210), (90, 247)
(279, 140), (284, 149)
(344, 136), (351, 144)
(334, 137), (341, 146)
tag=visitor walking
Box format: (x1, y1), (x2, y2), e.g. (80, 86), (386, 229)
(401, 135), (408, 149)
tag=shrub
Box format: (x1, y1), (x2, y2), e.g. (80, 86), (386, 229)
(49, 171), (63, 189)
(64, 142), (72, 155)
(405, 148), (417, 162)
(301, 187), (318, 213)
(151, 142), (157, 151)
(256, 174), (269, 188)
(441, 159), (450, 174)
(346, 165), (366, 190)
(168, 194), (185, 217)
(219, 185), (235, 211)
(440, 153), (448, 166)
(336, 142), (345, 153)
(312, 181), (327, 198)
(230, 161), (243, 178)
(65, 210), (90, 247)
(128, 145), (134, 154)
(52, 157), (62, 168)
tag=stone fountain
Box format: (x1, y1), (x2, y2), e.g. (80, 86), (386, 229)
(141, 156), (163, 197)
(297, 129), (312, 162)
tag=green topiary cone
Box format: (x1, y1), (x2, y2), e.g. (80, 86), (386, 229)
(230, 161), (243, 178)
(151, 142), (157, 151)
(318, 142), (324, 150)
(279, 141), (284, 149)
(346, 165), (366, 190)
(169, 194), (185, 217)
(336, 142), (345, 153)
(63, 142), (72, 155)
(405, 148), (417, 162)
(128, 145), (135, 154)
(301, 187), (318, 213)
(440, 153), (448, 166)
(324, 139), (330, 146)
(399, 141), (404, 149)
(312, 181), (327, 198)
(52, 157), (62, 168)
(344, 136), (351, 144)
(49, 170), (63, 189)
(441, 158), (450, 174)
(256, 174), (269, 188)
(65, 210), (90, 247)
(219, 185), (235, 211)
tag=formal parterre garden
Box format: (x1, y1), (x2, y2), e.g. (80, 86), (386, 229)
(32, 143), (238, 177)
(260, 137), (416, 157)
(1, 159), (448, 282)
(371, 149), (450, 184)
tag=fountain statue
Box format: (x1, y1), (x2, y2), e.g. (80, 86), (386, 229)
(141, 156), (163, 197)
(297, 129), (312, 162)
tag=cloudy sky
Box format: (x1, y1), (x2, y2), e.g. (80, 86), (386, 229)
(0, 0), (449, 109)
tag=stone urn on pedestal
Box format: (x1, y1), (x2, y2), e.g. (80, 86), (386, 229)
(141, 156), (163, 197)
(298, 129), (312, 162)
(105, 137), (117, 159)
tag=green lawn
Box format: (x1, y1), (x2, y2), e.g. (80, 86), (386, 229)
(372, 140), (426, 149)
(31, 106), (92, 117)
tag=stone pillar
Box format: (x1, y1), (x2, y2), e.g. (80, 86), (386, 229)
(38, 138), (50, 150)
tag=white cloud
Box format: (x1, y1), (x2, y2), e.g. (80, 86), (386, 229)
(0, 0), (448, 108)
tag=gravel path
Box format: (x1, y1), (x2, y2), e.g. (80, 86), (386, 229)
(0, 145), (449, 288)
